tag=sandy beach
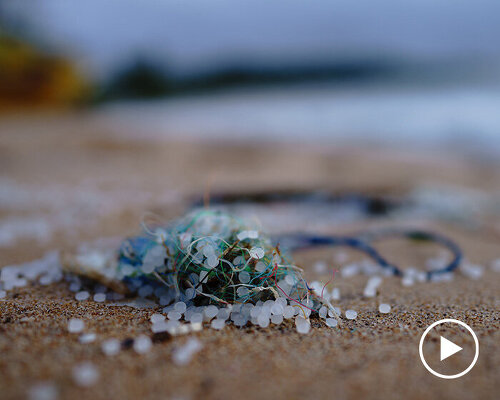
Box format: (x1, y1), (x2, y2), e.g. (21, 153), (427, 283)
(0, 113), (499, 400)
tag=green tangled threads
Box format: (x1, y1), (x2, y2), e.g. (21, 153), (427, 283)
(117, 209), (312, 306)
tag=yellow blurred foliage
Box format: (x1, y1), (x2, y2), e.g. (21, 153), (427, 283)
(0, 36), (89, 110)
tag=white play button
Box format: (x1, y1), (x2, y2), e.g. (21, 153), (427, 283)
(440, 336), (463, 361)
(419, 319), (479, 379)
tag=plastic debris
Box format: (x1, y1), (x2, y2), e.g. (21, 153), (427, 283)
(295, 316), (310, 334)
(75, 291), (89, 301)
(28, 382), (58, 400)
(150, 313), (166, 324)
(459, 262), (484, 280)
(133, 335), (152, 354)
(79, 333), (96, 344)
(67, 318), (85, 333)
(363, 276), (382, 298)
(172, 338), (203, 366)
(345, 310), (357, 320)
(101, 339), (121, 356)
(325, 318), (338, 328)
(72, 363), (99, 387)
(93, 293), (106, 302)
(378, 303), (391, 314)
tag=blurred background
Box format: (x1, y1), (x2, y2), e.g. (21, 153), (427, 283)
(1, 0), (500, 259)
(2, 0), (500, 154)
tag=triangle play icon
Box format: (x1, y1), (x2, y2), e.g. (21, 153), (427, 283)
(440, 336), (463, 361)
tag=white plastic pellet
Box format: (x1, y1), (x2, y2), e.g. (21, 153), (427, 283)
(67, 318), (85, 333)
(75, 291), (89, 301)
(255, 261), (267, 272)
(174, 301), (186, 313)
(283, 306), (295, 319)
(236, 286), (249, 297)
(72, 363), (99, 387)
(191, 322), (203, 332)
(295, 316), (310, 334)
(210, 318), (226, 330)
(168, 310), (182, 320)
(345, 310), (358, 320)
(150, 313), (166, 324)
(378, 303), (391, 314)
(79, 333), (96, 344)
(238, 271), (251, 284)
(331, 287), (340, 300)
(133, 335), (152, 354)
(460, 263), (484, 280)
(204, 305), (218, 320)
(257, 314), (270, 328)
(101, 339), (121, 356)
(271, 302), (284, 316)
(402, 276), (414, 287)
(151, 321), (169, 333)
(206, 255), (219, 269)
(271, 314), (283, 325)
(93, 293), (106, 302)
(217, 308), (231, 320)
(190, 313), (203, 324)
(249, 247), (265, 259)
(28, 382), (58, 400)
(172, 338), (203, 366)
(326, 318), (338, 328)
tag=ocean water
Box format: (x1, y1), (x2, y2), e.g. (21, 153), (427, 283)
(97, 83), (500, 160)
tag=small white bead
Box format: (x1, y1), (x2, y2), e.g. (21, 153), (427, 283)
(151, 321), (169, 333)
(295, 316), (310, 334)
(378, 303), (391, 314)
(271, 302), (284, 316)
(168, 311), (182, 320)
(283, 306), (295, 319)
(238, 271), (251, 284)
(67, 318), (85, 333)
(72, 363), (98, 387)
(133, 335), (152, 354)
(204, 305), (219, 320)
(79, 333), (96, 344)
(28, 382), (57, 400)
(326, 318), (338, 328)
(271, 314), (283, 325)
(345, 310), (357, 320)
(150, 313), (166, 323)
(249, 247), (265, 259)
(172, 338), (203, 366)
(211, 318), (226, 330)
(75, 291), (89, 301)
(93, 293), (106, 302)
(101, 339), (121, 356)
(174, 301), (187, 313)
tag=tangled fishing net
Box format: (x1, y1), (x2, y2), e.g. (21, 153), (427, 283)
(116, 209), (326, 314)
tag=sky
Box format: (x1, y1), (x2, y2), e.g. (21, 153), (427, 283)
(4, 0), (500, 78)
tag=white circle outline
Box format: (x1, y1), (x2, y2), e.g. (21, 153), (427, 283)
(419, 318), (479, 379)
